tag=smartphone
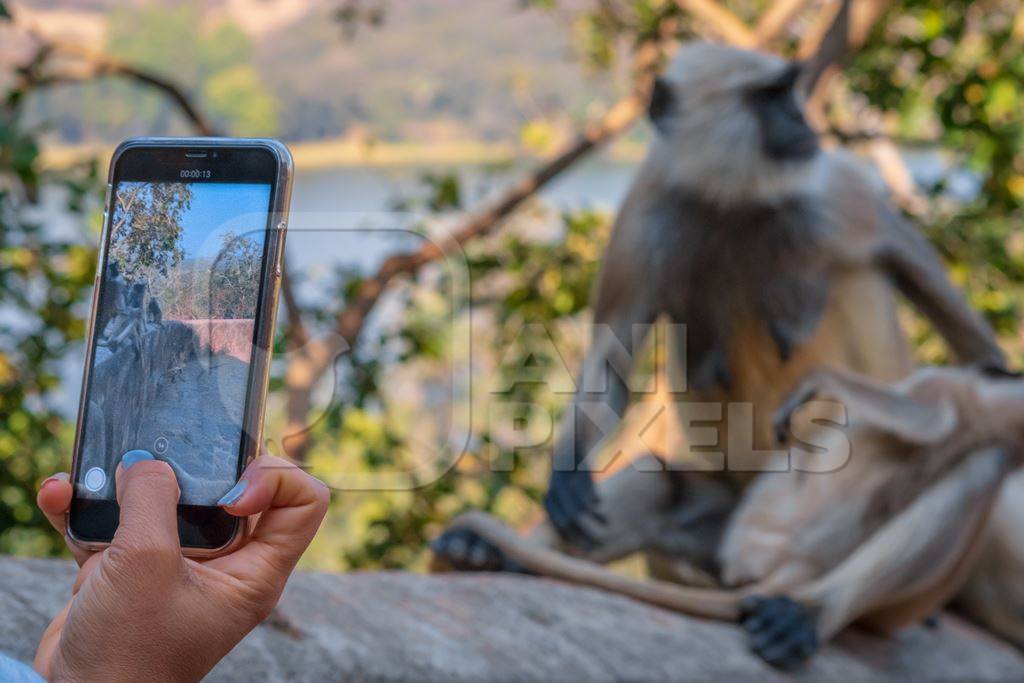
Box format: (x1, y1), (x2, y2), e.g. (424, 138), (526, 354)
(68, 138), (293, 556)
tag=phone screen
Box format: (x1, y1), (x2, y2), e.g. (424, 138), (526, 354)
(70, 143), (284, 548)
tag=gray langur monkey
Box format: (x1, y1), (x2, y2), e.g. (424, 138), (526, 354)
(96, 261), (127, 342)
(432, 0), (1018, 668)
(106, 281), (148, 355)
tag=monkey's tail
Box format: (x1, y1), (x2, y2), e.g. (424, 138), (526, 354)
(437, 510), (743, 621)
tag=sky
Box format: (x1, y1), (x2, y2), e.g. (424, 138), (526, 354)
(175, 183), (272, 258)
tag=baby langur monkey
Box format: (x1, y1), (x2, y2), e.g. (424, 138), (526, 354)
(436, 366), (1024, 667)
(147, 297), (162, 326)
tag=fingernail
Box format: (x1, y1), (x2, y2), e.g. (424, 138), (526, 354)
(121, 449), (155, 470)
(40, 476), (61, 491)
(217, 480), (248, 507)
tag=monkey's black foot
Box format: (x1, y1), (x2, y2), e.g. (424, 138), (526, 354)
(544, 469), (606, 551)
(739, 595), (819, 670)
(430, 527), (532, 574)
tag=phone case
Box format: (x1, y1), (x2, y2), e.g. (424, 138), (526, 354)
(67, 137), (294, 558)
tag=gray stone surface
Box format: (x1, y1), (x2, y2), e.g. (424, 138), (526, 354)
(2, 556), (1022, 682)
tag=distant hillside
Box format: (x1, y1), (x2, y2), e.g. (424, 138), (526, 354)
(11, 0), (629, 146)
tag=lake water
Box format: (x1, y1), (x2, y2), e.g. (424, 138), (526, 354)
(283, 159), (636, 286)
(293, 159), (636, 214)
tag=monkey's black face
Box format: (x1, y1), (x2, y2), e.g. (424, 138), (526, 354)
(746, 65), (819, 162)
(647, 63), (818, 166)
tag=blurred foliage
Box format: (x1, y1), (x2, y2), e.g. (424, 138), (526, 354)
(106, 3), (278, 136)
(296, 174), (609, 570)
(202, 65), (279, 138)
(109, 182), (191, 281)
(135, 233), (261, 322)
(556, 0), (690, 71)
(3, 0), (1024, 570)
(0, 43), (98, 554)
(847, 0), (1024, 362)
(207, 233), (264, 320)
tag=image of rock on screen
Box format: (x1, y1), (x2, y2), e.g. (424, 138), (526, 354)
(77, 181), (271, 505)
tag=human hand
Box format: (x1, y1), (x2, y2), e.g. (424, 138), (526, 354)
(33, 454), (329, 682)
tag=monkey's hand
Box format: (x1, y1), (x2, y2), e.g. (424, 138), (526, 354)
(544, 469), (606, 550)
(739, 595), (819, 670)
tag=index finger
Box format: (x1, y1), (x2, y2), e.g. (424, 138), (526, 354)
(206, 455), (329, 591)
(36, 473), (95, 567)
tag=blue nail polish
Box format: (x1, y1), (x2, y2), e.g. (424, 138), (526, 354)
(121, 449), (155, 469)
(218, 480), (248, 507)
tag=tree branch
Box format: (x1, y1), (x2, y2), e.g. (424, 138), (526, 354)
(826, 126), (937, 148)
(14, 37), (218, 136)
(798, 0), (891, 60)
(674, 0), (814, 51)
(676, 0), (757, 47)
(754, 0), (813, 46)
(280, 265), (308, 350)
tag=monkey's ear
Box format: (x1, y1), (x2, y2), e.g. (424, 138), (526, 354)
(647, 77), (675, 135)
(796, 0), (852, 96)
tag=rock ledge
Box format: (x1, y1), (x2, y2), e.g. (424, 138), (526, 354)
(1, 557), (1022, 682)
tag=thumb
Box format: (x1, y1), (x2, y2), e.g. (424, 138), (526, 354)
(111, 451), (182, 565)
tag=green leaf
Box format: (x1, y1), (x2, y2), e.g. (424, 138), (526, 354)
(0, 2), (10, 21)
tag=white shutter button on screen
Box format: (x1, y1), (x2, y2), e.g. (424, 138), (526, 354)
(83, 467), (107, 492)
